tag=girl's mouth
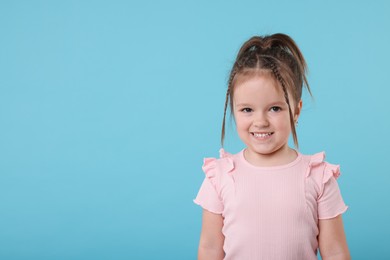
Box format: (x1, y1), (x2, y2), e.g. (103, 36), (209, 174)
(252, 132), (273, 138)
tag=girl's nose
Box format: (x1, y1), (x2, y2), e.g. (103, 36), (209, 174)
(253, 113), (269, 128)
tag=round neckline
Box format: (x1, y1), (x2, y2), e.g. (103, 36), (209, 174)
(238, 149), (302, 170)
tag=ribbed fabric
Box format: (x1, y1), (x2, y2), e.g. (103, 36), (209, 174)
(194, 149), (348, 260)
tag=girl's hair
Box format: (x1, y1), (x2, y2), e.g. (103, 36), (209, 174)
(221, 33), (312, 147)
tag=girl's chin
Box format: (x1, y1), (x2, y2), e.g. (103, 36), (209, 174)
(245, 145), (288, 157)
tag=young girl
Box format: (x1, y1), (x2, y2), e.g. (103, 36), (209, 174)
(194, 33), (350, 260)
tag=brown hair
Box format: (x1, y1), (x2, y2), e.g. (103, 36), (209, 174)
(221, 33), (312, 147)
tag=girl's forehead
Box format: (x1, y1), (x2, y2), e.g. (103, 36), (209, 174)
(232, 74), (297, 106)
(234, 74), (282, 94)
(233, 71), (283, 96)
(234, 82), (285, 104)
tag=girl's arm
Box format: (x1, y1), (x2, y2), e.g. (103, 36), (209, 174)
(318, 214), (350, 260)
(198, 209), (225, 260)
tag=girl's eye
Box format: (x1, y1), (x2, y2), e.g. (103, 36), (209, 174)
(270, 106), (282, 112)
(241, 108), (253, 113)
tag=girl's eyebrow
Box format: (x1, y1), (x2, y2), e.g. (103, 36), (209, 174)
(270, 101), (287, 106)
(235, 103), (253, 107)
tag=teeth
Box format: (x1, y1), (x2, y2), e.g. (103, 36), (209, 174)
(253, 132), (272, 138)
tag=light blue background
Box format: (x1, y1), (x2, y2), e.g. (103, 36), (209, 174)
(1, 0), (389, 259)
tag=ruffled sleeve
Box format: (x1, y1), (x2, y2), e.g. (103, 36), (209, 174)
(306, 152), (348, 219)
(193, 149), (235, 214)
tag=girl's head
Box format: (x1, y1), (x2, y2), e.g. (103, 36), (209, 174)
(221, 33), (311, 149)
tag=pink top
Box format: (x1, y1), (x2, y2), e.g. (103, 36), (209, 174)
(194, 149), (348, 260)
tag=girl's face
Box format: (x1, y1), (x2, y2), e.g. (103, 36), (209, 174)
(233, 74), (301, 166)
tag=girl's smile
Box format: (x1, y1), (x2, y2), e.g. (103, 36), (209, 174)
(233, 73), (301, 167)
(251, 132), (273, 139)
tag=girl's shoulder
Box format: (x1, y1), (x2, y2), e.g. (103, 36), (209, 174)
(302, 152), (348, 218)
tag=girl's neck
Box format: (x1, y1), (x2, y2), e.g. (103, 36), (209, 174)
(243, 146), (298, 167)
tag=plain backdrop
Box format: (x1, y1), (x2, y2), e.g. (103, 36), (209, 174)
(1, 0), (389, 259)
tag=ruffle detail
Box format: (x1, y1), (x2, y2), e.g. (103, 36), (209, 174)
(201, 157), (218, 191)
(323, 163), (340, 184)
(202, 149), (235, 190)
(305, 152), (325, 178)
(305, 151), (341, 183)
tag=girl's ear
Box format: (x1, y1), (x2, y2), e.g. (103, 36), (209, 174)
(294, 100), (303, 122)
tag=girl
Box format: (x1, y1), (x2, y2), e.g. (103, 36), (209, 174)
(194, 34), (350, 260)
